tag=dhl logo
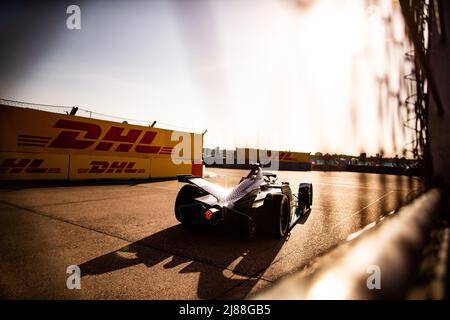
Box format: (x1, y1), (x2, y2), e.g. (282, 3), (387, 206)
(0, 158), (60, 174)
(16, 119), (175, 155)
(77, 161), (145, 174)
(279, 152), (294, 161)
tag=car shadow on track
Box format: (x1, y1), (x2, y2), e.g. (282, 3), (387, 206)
(78, 221), (311, 299)
(0, 177), (177, 191)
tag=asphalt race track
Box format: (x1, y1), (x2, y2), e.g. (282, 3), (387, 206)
(0, 168), (422, 299)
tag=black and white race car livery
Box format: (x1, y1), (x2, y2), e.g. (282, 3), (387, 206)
(175, 164), (313, 239)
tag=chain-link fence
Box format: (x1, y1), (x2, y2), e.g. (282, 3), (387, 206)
(0, 98), (203, 133)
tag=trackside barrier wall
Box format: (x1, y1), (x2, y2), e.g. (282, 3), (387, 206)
(69, 155), (151, 180)
(235, 148), (310, 164)
(253, 189), (443, 299)
(278, 151), (310, 163)
(150, 158), (193, 178)
(0, 152), (69, 180)
(209, 148), (311, 170)
(0, 105), (203, 180)
(279, 151), (311, 171)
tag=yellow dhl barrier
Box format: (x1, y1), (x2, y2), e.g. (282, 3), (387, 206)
(279, 151), (310, 163)
(70, 156), (198, 180)
(0, 105), (202, 161)
(70, 155), (151, 180)
(0, 152), (200, 181)
(0, 152), (69, 180)
(151, 158), (193, 178)
(235, 148), (310, 163)
(0, 105), (203, 180)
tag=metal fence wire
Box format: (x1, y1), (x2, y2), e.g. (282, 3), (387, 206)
(0, 98), (203, 133)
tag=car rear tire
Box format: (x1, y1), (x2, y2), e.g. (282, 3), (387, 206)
(263, 193), (290, 239)
(175, 184), (206, 224)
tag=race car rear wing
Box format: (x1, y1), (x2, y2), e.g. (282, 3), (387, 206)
(176, 174), (199, 184)
(176, 174), (230, 202)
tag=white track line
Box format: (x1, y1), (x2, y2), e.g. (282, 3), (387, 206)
(331, 191), (396, 231)
(311, 182), (388, 190)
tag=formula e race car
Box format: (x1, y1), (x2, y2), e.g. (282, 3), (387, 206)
(175, 164), (313, 239)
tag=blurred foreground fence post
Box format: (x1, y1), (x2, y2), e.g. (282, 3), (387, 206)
(253, 189), (445, 299)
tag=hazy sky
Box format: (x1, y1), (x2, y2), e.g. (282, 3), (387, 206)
(0, 0), (414, 156)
